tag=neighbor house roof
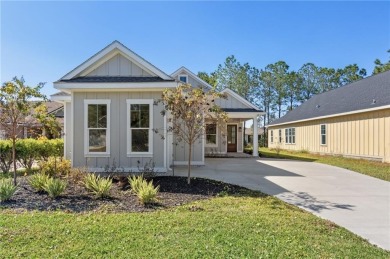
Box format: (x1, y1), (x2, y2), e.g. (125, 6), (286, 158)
(268, 70), (390, 127)
(170, 66), (213, 89)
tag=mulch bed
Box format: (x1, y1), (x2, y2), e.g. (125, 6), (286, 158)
(0, 176), (252, 213)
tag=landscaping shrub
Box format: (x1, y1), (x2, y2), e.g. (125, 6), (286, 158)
(16, 138), (40, 173)
(83, 173), (112, 198)
(67, 167), (87, 185)
(39, 157), (71, 177)
(128, 174), (145, 193)
(136, 180), (159, 205)
(0, 140), (13, 173)
(0, 178), (17, 202)
(0, 138), (64, 173)
(36, 137), (64, 161)
(43, 178), (67, 198)
(129, 175), (159, 204)
(29, 173), (50, 192)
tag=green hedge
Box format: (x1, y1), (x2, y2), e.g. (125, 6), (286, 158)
(0, 138), (64, 173)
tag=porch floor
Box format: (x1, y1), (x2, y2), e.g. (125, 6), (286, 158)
(205, 152), (253, 158)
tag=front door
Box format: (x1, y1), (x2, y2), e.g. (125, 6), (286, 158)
(227, 125), (237, 152)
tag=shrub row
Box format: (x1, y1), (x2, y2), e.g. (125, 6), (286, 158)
(0, 138), (64, 173)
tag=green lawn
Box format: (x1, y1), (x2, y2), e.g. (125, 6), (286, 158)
(1, 196), (388, 258)
(259, 147), (390, 182)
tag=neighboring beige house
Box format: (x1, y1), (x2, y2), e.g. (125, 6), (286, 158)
(268, 70), (390, 163)
(244, 127), (265, 145)
(52, 41), (263, 171)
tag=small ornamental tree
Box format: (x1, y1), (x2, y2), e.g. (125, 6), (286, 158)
(161, 84), (228, 184)
(0, 77), (46, 185)
(34, 104), (61, 138)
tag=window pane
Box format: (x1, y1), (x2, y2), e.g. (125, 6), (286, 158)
(97, 105), (107, 128)
(131, 110), (140, 128)
(130, 104), (149, 128)
(132, 129), (149, 152)
(179, 76), (187, 83)
(206, 124), (216, 134)
(89, 129), (106, 152)
(321, 125), (326, 134)
(206, 135), (216, 144)
(140, 105), (149, 128)
(88, 105), (97, 128)
(322, 135), (326, 145)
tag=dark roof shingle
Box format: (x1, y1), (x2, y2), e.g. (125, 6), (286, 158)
(269, 70), (390, 126)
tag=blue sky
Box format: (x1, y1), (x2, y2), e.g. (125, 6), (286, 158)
(1, 1), (389, 96)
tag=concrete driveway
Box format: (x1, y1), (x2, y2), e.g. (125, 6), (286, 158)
(173, 157), (390, 250)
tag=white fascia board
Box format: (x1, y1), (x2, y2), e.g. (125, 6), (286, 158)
(267, 105), (390, 128)
(51, 95), (71, 103)
(171, 66), (213, 89)
(54, 81), (178, 90)
(61, 41), (173, 80)
(221, 88), (260, 110)
(227, 111), (265, 119)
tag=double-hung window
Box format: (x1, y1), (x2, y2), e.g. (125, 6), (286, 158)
(285, 128), (295, 144)
(205, 124), (218, 147)
(320, 124), (327, 145)
(270, 130), (274, 143)
(84, 100), (110, 156)
(127, 99), (153, 155)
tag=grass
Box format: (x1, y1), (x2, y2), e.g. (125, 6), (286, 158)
(259, 147), (390, 182)
(1, 195), (389, 258)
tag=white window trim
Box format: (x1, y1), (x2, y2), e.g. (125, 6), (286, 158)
(84, 99), (111, 157)
(320, 124), (327, 146)
(178, 74), (188, 84)
(205, 123), (218, 148)
(126, 99), (154, 156)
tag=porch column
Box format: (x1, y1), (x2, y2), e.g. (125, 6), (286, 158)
(252, 116), (259, 157)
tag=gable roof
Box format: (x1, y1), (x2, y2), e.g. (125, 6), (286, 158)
(58, 40), (173, 81)
(221, 88), (261, 111)
(268, 70), (390, 127)
(170, 66), (213, 89)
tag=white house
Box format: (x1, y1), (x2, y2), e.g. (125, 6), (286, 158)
(52, 41), (264, 171)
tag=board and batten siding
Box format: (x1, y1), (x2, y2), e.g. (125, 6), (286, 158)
(72, 91), (166, 170)
(64, 102), (72, 160)
(268, 108), (390, 163)
(86, 54), (152, 77)
(215, 94), (248, 109)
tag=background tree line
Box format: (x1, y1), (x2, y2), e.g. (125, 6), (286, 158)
(198, 50), (390, 127)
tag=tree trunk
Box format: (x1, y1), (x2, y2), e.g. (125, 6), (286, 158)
(187, 142), (192, 184)
(12, 138), (17, 186)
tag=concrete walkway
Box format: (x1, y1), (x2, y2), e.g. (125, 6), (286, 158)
(173, 158), (390, 250)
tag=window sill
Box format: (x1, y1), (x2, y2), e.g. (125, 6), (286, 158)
(205, 144), (218, 148)
(127, 153), (153, 157)
(84, 153), (111, 157)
